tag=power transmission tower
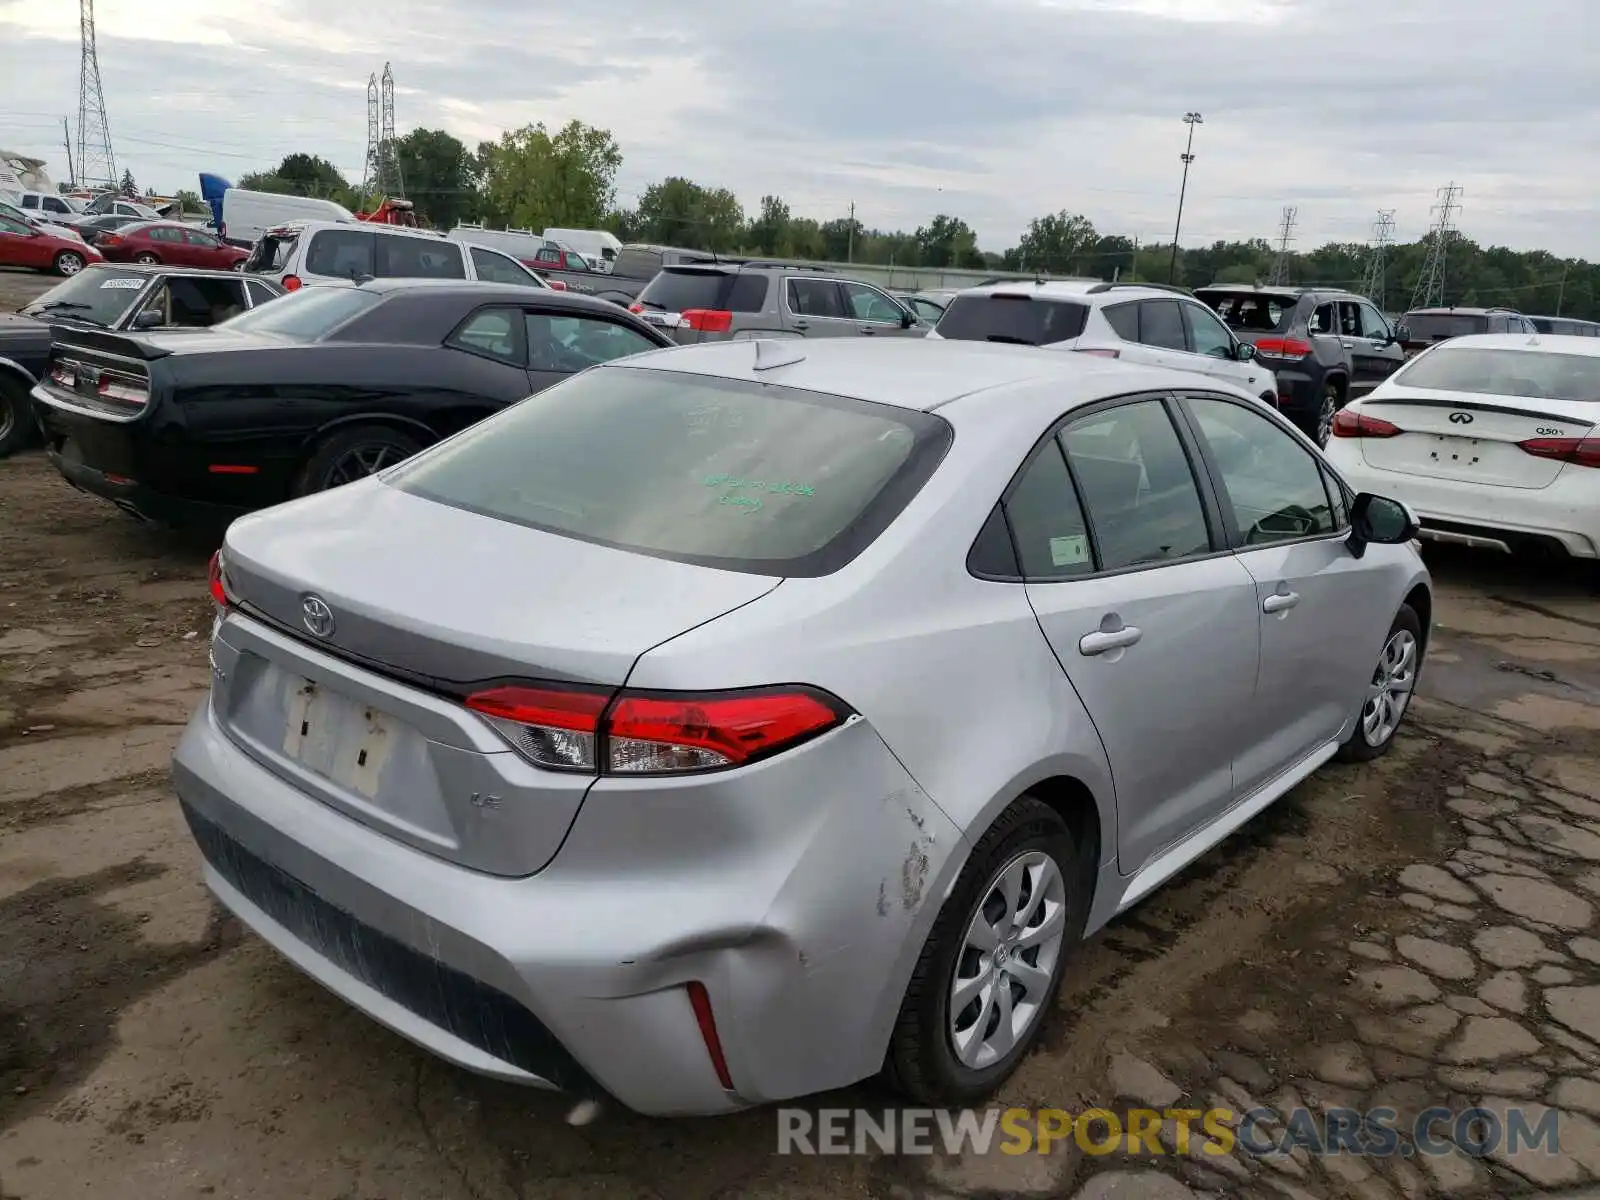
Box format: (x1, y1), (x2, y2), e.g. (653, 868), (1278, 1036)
(1409, 183), (1462, 310)
(1359, 210), (1396, 309)
(76, 0), (117, 191)
(380, 63), (403, 197)
(1268, 206), (1297, 285)
(361, 72), (380, 201)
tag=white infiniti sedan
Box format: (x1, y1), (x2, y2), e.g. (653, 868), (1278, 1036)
(1325, 332), (1600, 558)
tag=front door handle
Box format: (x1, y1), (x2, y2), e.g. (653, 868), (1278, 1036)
(1341, 340), (1354, 349)
(1079, 626), (1142, 656)
(792, 319), (809, 331)
(858, 325), (877, 335)
(1263, 591), (1301, 613)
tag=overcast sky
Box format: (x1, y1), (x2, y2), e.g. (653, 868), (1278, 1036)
(4, 0), (1598, 258)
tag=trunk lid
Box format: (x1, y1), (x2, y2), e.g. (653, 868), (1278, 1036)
(211, 480), (782, 876)
(1356, 391), (1596, 489)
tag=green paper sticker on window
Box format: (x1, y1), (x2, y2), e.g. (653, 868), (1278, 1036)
(1049, 534), (1089, 567)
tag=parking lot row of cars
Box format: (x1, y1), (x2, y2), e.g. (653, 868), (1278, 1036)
(8, 232), (1600, 1120)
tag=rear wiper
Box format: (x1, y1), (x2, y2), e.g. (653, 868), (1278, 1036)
(985, 334), (1036, 345)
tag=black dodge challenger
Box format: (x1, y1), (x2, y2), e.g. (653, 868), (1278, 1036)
(0, 262), (284, 458)
(29, 280), (674, 528)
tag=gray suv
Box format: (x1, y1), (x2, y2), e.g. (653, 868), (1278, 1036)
(1195, 285), (1408, 447)
(630, 261), (929, 343)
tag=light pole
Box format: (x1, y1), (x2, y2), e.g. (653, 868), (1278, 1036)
(1168, 111), (1202, 284)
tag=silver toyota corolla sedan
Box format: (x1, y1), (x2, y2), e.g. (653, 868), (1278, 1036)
(173, 336), (1431, 1117)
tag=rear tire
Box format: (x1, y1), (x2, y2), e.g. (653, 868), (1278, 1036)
(883, 795), (1085, 1105)
(294, 424), (425, 496)
(52, 250), (86, 276)
(0, 374), (35, 458)
(1336, 603), (1423, 763)
(1314, 379), (1344, 447)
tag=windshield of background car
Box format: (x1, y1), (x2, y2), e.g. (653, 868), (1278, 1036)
(635, 269), (769, 312)
(21, 267), (148, 325)
(216, 285), (381, 340)
(1393, 346), (1600, 402)
(243, 231), (300, 274)
(389, 367), (954, 576)
(1401, 313), (1488, 340)
(1197, 291), (1298, 333)
(935, 295), (1089, 345)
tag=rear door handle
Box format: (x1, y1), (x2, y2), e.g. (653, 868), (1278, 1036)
(858, 326), (877, 335)
(1263, 591), (1301, 613)
(1079, 626), (1142, 656)
(1341, 340), (1354, 349)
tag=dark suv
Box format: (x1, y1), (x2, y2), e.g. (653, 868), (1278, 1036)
(1397, 306), (1535, 356)
(1195, 285), (1408, 446)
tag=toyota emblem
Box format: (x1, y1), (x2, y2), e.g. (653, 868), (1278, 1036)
(301, 595), (335, 638)
(1448, 411), (1474, 424)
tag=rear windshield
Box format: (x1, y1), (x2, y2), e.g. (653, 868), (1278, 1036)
(21, 267), (149, 326)
(614, 248), (663, 279)
(243, 231), (300, 274)
(1401, 313), (1488, 340)
(635, 269), (769, 313)
(217, 285), (381, 341)
(935, 295), (1089, 345)
(1197, 291), (1298, 333)
(389, 367), (953, 576)
(1395, 346), (1600, 402)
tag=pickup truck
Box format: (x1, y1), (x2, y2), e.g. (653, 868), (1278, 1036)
(533, 243), (717, 306)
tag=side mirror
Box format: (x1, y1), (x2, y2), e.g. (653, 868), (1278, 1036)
(132, 309), (164, 329)
(1393, 324), (1411, 343)
(1347, 492), (1419, 558)
(1235, 341), (1257, 362)
(900, 307), (917, 328)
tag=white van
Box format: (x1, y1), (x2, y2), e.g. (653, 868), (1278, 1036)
(445, 224), (559, 263)
(220, 188), (356, 246)
(542, 228), (621, 273)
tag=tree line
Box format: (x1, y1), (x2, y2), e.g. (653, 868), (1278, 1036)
(232, 119), (1600, 321)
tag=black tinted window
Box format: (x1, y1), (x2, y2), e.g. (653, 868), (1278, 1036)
(1005, 441), (1094, 580)
(1060, 400), (1211, 570)
(788, 278), (846, 318)
(1401, 312), (1489, 340)
(1137, 300), (1186, 350)
(1102, 303), (1138, 340)
(245, 281), (279, 306)
(935, 295), (1089, 345)
(390, 367), (952, 577)
(305, 229), (375, 279)
(637, 269), (768, 313)
(164, 277), (246, 325)
(377, 235), (464, 279)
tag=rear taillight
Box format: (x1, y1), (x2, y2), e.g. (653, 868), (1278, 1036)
(1254, 336), (1313, 358)
(1331, 410), (1402, 438)
(1074, 348), (1120, 358)
(681, 309), (733, 334)
(99, 233), (122, 246)
(1517, 436), (1600, 468)
(463, 683), (849, 775)
(546, 279), (567, 290)
(97, 375), (146, 405)
(48, 363), (76, 388)
(627, 303), (644, 313)
(282, 275), (302, 291)
(207, 549), (235, 609)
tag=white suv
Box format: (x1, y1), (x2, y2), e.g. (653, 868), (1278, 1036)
(241, 220), (550, 292)
(929, 280), (1277, 403)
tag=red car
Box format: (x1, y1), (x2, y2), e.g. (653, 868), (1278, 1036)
(96, 221), (249, 271)
(0, 212), (103, 276)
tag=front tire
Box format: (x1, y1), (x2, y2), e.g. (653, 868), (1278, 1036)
(294, 424), (425, 496)
(0, 374), (35, 458)
(133, 252), (160, 265)
(883, 796), (1085, 1104)
(1337, 603), (1423, 763)
(53, 250), (86, 276)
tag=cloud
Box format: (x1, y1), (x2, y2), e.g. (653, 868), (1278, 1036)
(3, 0), (1598, 258)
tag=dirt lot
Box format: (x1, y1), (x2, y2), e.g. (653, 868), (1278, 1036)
(3, 265), (1600, 1198)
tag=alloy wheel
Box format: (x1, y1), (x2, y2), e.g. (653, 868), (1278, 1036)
(948, 849), (1067, 1070)
(324, 443), (403, 489)
(0, 397), (14, 444)
(1316, 386), (1339, 447)
(1362, 628), (1417, 747)
(57, 253), (84, 276)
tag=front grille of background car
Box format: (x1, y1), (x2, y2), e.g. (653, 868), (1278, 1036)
(179, 799), (602, 1098)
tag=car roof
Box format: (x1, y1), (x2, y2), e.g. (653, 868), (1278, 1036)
(955, 279), (1199, 305)
(610, 335), (1236, 412)
(264, 219), (449, 242)
(1403, 306), (1519, 315)
(1413, 332), (1600, 357)
(78, 262), (256, 280)
(352, 278), (641, 315)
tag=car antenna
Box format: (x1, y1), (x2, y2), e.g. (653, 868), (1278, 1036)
(752, 338), (805, 371)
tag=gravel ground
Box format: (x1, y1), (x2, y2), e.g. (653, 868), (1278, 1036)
(2, 264), (1599, 1198)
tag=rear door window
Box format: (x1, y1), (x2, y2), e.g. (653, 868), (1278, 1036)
(166, 277), (247, 325)
(470, 246), (539, 286)
(450, 306), (526, 364)
(245, 281), (279, 307)
(1136, 300), (1187, 350)
(377, 235), (465, 279)
(389, 367), (953, 576)
(305, 229), (375, 279)
(935, 295), (1089, 345)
